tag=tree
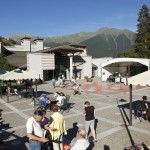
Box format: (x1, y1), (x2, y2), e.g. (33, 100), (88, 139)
(134, 4), (150, 58)
(117, 49), (139, 58)
(0, 36), (15, 71)
(0, 54), (14, 71)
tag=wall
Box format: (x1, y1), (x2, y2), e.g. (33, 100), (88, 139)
(82, 56), (92, 78)
(27, 53), (55, 80)
(41, 53), (55, 70)
(80, 48), (87, 56)
(92, 58), (112, 77)
(122, 70), (150, 86)
(23, 39), (31, 51)
(34, 40), (44, 51)
(27, 53), (42, 78)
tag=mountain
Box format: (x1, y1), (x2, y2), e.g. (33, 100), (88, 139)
(80, 28), (136, 57)
(8, 27), (136, 58)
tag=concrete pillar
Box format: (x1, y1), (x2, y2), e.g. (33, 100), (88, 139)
(70, 56), (73, 78)
(66, 69), (69, 80)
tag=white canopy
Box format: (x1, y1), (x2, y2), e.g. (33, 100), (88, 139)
(0, 69), (39, 80)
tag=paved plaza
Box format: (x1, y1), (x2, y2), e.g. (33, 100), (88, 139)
(0, 77), (150, 150)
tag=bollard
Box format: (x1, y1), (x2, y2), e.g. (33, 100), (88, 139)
(129, 84), (132, 126)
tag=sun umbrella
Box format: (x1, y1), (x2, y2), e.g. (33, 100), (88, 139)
(0, 69), (39, 80)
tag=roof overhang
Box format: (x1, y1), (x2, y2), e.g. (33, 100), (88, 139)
(37, 45), (84, 54)
(102, 58), (150, 68)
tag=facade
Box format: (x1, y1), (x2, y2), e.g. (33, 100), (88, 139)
(101, 58), (150, 82)
(1, 38), (92, 81)
(1, 38), (150, 85)
(92, 57), (112, 78)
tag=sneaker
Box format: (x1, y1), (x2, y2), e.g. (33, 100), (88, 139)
(94, 138), (97, 142)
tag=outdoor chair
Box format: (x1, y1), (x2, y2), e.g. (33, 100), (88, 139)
(60, 95), (70, 113)
(27, 88), (34, 98)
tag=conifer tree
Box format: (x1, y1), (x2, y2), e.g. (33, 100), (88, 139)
(134, 4), (150, 58)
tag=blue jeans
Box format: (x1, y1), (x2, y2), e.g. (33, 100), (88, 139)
(29, 139), (41, 150)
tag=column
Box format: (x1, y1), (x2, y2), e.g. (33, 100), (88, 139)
(70, 56), (73, 78)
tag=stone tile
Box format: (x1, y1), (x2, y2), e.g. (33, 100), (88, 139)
(94, 128), (150, 150)
(0, 104), (12, 112)
(1, 113), (26, 128)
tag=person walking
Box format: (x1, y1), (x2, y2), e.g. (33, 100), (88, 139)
(49, 105), (67, 150)
(83, 101), (97, 142)
(26, 109), (49, 150)
(52, 78), (56, 88)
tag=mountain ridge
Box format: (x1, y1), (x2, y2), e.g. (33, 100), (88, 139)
(7, 27), (136, 58)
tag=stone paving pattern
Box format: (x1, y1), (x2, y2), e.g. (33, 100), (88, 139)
(0, 77), (150, 150)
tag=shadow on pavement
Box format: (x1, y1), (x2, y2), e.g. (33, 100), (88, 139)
(0, 109), (28, 150)
(64, 122), (79, 145)
(117, 100), (137, 149)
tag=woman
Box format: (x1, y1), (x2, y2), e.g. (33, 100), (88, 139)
(83, 101), (97, 142)
(49, 105), (67, 150)
(39, 110), (50, 129)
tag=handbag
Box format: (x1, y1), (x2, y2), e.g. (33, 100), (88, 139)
(41, 130), (53, 150)
(41, 141), (53, 150)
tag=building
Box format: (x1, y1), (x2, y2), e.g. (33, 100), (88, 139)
(101, 58), (150, 85)
(2, 37), (150, 85)
(1, 37), (92, 81)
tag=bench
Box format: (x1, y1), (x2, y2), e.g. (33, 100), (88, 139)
(60, 95), (71, 113)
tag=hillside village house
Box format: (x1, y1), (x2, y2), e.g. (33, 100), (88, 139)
(0, 37), (92, 81)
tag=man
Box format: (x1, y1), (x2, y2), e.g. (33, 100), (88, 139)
(64, 128), (89, 150)
(52, 78), (56, 88)
(142, 96), (150, 120)
(26, 109), (49, 150)
(49, 105), (67, 150)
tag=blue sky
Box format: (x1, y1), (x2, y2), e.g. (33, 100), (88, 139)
(0, 0), (150, 37)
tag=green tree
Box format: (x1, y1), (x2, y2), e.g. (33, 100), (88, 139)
(0, 54), (14, 71)
(134, 4), (150, 58)
(117, 50), (139, 58)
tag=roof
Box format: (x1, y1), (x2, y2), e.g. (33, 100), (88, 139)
(20, 37), (31, 40)
(5, 51), (27, 68)
(33, 38), (44, 41)
(102, 58), (150, 68)
(37, 45), (84, 54)
(69, 44), (86, 48)
(1, 46), (14, 56)
(92, 63), (97, 68)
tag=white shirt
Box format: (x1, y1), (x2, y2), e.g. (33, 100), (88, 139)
(26, 117), (44, 138)
(71, 139), (89, 150)
(56, 96), (64, 105)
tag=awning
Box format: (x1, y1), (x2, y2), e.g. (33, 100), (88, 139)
(0, 69), (39, 80)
